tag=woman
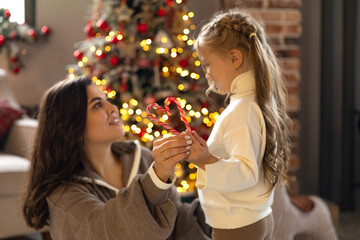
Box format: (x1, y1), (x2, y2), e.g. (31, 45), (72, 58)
(23, 76), (211, 240)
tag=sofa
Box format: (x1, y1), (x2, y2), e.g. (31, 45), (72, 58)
(0, 68), (40, 238)
(0, 118), (39, 238)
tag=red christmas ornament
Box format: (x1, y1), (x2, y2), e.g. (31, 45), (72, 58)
(84, 22), (96, 38)
(144, 95), (156, 105)
(110, 35), (118, 44)
(3, 9), (11, 19)
(201, 102), (210, 109)
(138, 128), (146, 137)
(179, 59), (189, 68)
(10, 57), (18, 63)
(96, 52), (106, 59)
(96, 19), (109, 31)
(28, 29), (36, 39)
(121, 83), (128, 91)
(157, 8), (166, 17)
(41, 26), (51, 35)
(73, 50), (83, 60)
(0, 35), (5, 46)
(109, 56), (119, 66)
(138, 58), (149, 68)
(167, 0), (174, 7)
(10, 31), (17, 40)
(137, 23), (148, 34)
(104, 85), (112, 93)
(12, 67), (20, 74)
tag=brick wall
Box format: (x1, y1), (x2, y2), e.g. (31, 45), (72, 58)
(221, 0), (302, 192)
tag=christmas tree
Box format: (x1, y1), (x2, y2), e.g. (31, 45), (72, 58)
(67, 0), (220, 194)
(0, 8), (51, 74)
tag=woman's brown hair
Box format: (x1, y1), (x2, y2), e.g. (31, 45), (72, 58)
(195, 8), (292, 192)
(23, 76), (93, 229)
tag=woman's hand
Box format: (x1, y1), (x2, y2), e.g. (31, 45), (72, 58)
(185, 130), (219, 169)
(152, 133), (192, 183)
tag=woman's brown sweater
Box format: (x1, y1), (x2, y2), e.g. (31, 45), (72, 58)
(46, 141), (211, 240)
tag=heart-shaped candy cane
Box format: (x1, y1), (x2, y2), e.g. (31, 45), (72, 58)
(146, 97), (191, 135)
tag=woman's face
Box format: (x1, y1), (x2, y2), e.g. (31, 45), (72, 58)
(84, 84), (125, 145)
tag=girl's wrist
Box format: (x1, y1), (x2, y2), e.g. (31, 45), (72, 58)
(208, 154), (220, 164)
(198, 154), (219, 170)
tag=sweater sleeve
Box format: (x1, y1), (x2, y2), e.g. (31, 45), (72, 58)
(47, 173), (177, 240)
(165, 188), (212, 240)
(197, 124), (261, 193)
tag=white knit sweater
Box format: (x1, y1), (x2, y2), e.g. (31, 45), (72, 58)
(196, 71), (274, 229)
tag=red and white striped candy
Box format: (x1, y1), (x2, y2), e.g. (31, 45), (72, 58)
(146, 97), (191, 135)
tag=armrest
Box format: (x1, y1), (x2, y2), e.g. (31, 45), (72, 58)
(4, 118), (38, 159)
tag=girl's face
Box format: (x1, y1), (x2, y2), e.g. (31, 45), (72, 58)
(197, 44), (240, 94)
(84, 84), (125, 145)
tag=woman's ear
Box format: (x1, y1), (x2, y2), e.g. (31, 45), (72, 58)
(230, 49), (243, 69)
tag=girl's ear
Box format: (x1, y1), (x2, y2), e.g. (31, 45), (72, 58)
(230, 49), (243, 69)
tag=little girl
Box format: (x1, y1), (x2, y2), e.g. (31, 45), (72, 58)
(185, 8), (292, 240)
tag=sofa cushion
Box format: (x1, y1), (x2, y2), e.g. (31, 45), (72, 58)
(4, 118), (38, 158)
(0, 153), (30, 196)
(0, 100), (24, 142)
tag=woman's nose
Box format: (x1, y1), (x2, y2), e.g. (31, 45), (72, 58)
(107, 102), (118, 115)
(205, 73), (211, 81)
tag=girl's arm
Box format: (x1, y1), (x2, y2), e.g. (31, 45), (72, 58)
(185, 127), (261, 193)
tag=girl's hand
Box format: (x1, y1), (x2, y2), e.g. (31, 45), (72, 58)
(152, 133), (192, 182)
(185, 130), (219, 169)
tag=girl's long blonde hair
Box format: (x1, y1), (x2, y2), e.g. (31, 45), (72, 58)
(195, 8), (291, 192)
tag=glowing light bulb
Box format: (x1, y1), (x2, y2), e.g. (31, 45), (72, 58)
(130, 99), (138, 106)
(124, 125), (130, 132)
(171, 52), (177, 58)
(161, 37), (168, 43)
(201, 108), (209, 115)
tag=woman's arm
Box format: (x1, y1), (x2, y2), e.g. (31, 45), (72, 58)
(167, 188), (212, 240)
(47, 174), (177, 240)
(141, 141), (212, 240)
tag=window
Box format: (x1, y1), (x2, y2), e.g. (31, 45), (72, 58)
(0, 0), (25, 24)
